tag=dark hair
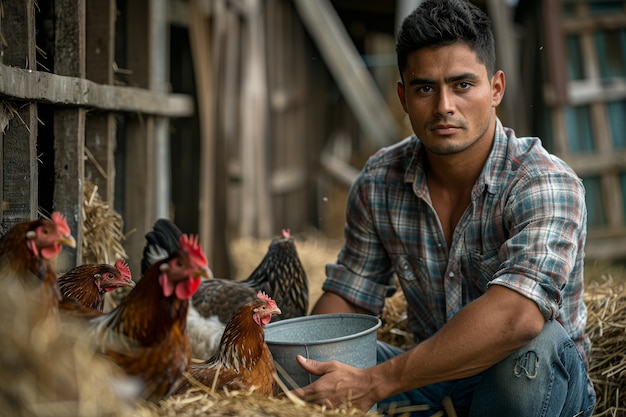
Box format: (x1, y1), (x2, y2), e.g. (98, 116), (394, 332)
(396, 0), (496, 77)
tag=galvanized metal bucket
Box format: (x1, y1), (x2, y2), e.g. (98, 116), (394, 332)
(265, 313), (381, 390)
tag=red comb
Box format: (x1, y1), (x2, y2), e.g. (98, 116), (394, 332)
(114, 258), (132, 280)
(51, 212), (71, 236)
(179, 234), (208, 267)
(282, 229), (290, 239)
(257, 291), (277, 309)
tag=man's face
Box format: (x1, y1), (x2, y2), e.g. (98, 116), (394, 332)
(397, 42), (505, 156)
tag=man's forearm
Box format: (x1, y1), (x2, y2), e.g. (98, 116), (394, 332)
(367, 285), (545, 400)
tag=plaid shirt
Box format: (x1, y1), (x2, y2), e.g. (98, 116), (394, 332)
(323, 119), (590, 362)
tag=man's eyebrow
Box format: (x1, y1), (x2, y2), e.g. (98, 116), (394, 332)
(406, 72), (480, 85)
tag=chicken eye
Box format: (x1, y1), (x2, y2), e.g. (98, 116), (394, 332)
(105, 273), (114, 279)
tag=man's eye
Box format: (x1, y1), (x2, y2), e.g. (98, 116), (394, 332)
(418, 86), (432, 93)
(458, 82), (471, 89)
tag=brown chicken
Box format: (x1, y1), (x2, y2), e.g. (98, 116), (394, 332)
(0, 211), (76, 314)
(141, 219), (308, 360)
(174, 291), (281, 396)
(87, 232), (211, 402)
(58, 258), (135, 313)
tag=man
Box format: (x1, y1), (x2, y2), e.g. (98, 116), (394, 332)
(294, 0), (596, 416)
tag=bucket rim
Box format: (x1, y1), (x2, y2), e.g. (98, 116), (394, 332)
(265, 313), (381, 346)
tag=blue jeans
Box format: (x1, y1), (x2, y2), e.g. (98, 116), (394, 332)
(377, 320), (596, 417)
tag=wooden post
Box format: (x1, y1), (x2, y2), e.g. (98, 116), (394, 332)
(0, 0), (38, 231)
(53, 0), (87, 269)
(85, 0), (116, 203)
(189, 0), (217, 266)
(123, 0), (156, 276)
(240, 0), (272, 238)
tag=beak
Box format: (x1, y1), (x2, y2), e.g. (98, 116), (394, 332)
(59, 234), (77, 249)
(270, 306), (282, 316)
(118, 278), (136, 288)
(197, 266), (213, 279)
(102, 278), (136, 292)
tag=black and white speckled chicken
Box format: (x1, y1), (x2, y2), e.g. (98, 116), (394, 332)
(142, 219), (308, 360)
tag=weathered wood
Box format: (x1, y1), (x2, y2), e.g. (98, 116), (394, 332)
(320, 148), (359, 188)
(542, 0), (569, 107)
(85, 0), (116, 202)
(293, 0), (400, 148)
(53, 0), (86, 268)
(0, 0), (38, 231)
(0, 64), (194, 117)
(486, 0), (528, 133)
(189, 0), (221, 271)
(122, 0), (155, 276)
(544, 78), (626, 106)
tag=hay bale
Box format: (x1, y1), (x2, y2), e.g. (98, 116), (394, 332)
(377, 279), (413, 350)
(585, 276), (626, 416)
(82, 180), (130, 265)
(133, 388), (376, 417)
(0, 277), (137, 417)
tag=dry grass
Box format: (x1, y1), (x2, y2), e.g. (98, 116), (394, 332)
(584, 276), (626, 417)
(0, 278), (137, 417)
(134, 387), (376, 417)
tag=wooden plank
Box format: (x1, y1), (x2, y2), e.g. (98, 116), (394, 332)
(240, 0), (272, 238)
(561, 12), (626, 33)
(542, 0), (569, 107)
(85, 0), (116, 202)
(0, 0), (38, 231)
(544, 78), (626, 106)
(122, 0), (155, 276)
(189, 0), (216, 268)
(601, 174), (624, 229)
(293, 0), (400, 148)
(53, 0), (86, 268)
(586, 235), (626, 261)
(486, 0), (528, 133)
(564, 151), (626, 176)
(0, 64), (194, 117)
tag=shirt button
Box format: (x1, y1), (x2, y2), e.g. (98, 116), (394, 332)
(449, 272), (455, 278)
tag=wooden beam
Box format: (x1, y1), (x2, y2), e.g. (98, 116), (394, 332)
(293, 0), (400, 148)
(122, 0), (155, 277)
(544, 78), (626, 106)
(0, 0), (38, 231)
(53, 0), (86, 269)
(85, 0), (116, 203)
(0, 64), (194, 117)
(542, 0), (569, 107)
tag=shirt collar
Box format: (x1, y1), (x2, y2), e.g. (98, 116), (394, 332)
(404, 117), (508, 198)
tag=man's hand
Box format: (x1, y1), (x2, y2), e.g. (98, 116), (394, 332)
(293, 355), (378, 411)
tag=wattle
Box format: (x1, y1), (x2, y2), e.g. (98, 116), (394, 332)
(41, 244), (61, 260)
(175, 276), (201, 300)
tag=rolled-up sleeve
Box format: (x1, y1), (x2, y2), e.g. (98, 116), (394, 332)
(489, 169), (587, 322)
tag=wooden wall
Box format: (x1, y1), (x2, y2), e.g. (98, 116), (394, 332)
(0, 0), (193, 276)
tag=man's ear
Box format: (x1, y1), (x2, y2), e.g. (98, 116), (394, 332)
(491, 70), (506, 107)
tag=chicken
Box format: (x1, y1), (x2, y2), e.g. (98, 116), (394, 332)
(174, 291), (281, 396)
(141, 218), (308, 360)
(0, 211), (76, 314)
(193, 228), (309, 322)
(58, 258), (135, 313)
(87, 232), (211, 402)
